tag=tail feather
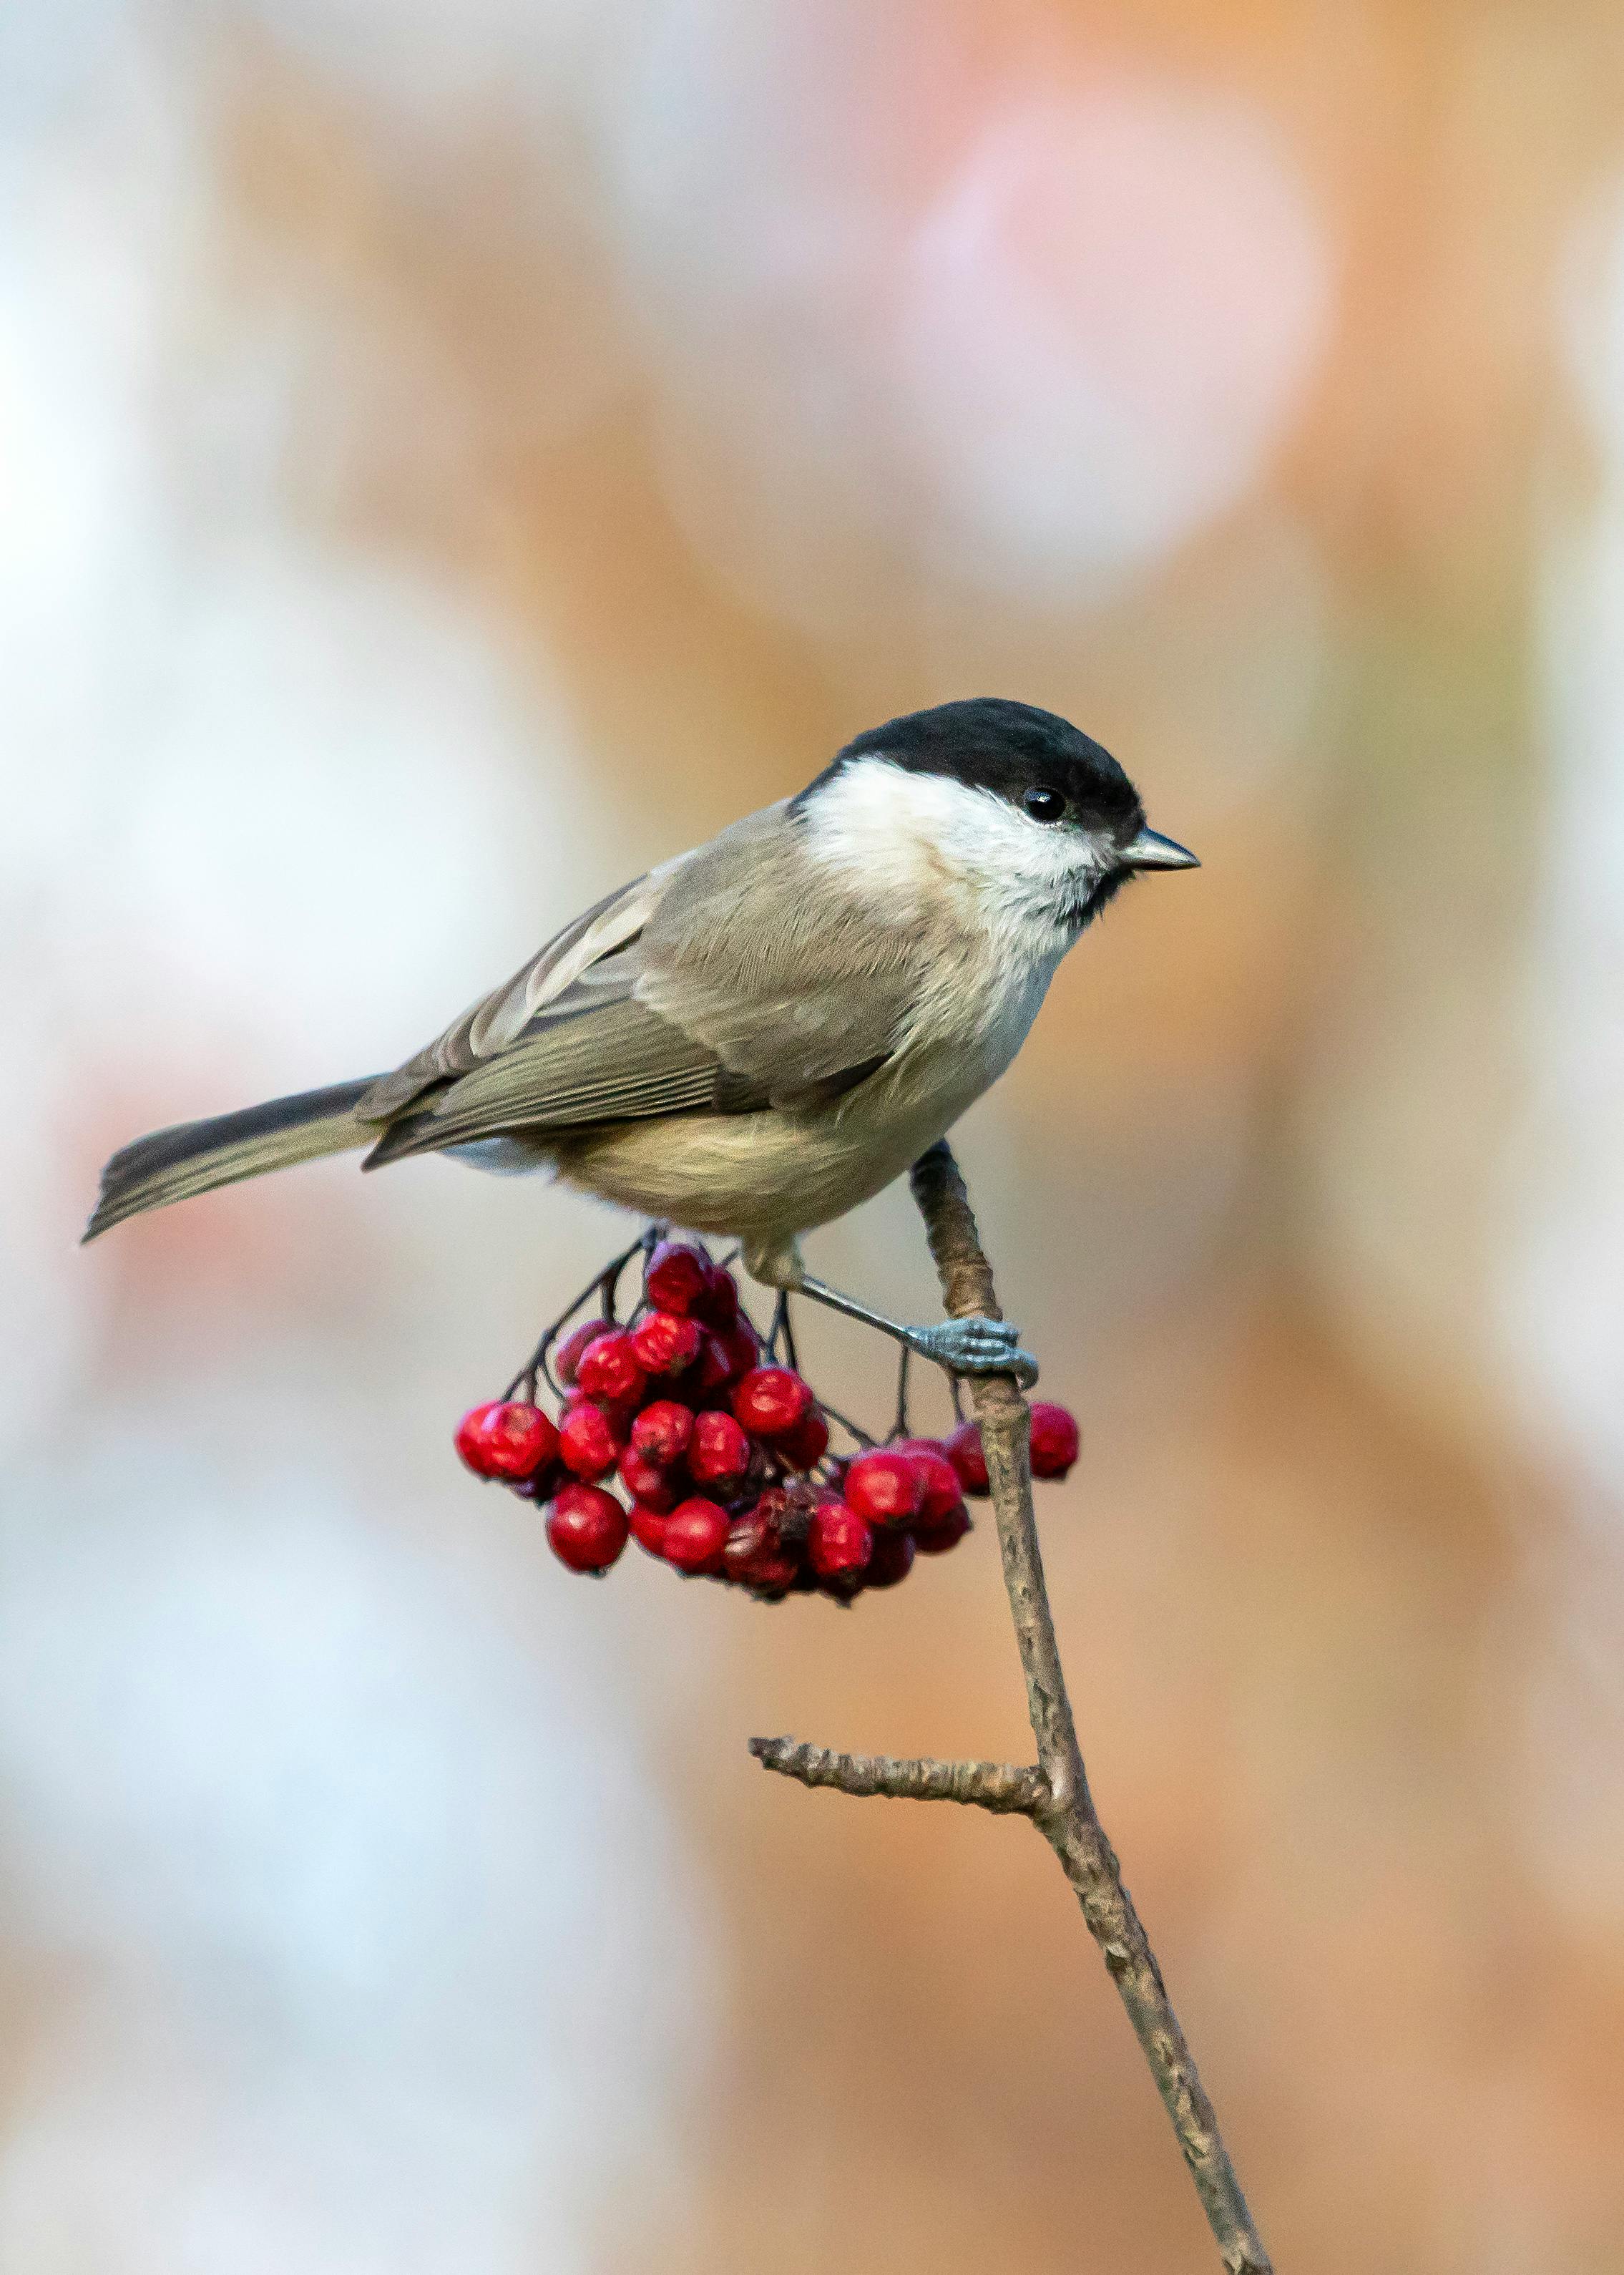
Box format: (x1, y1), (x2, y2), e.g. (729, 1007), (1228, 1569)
(84, 1078), (381, 1242)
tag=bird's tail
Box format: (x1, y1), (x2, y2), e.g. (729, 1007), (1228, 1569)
(83, 1078), (383, 1242)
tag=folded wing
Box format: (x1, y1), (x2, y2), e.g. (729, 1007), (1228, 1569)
(356, 857), (690, 1122)
(359, 802), (925, 1167)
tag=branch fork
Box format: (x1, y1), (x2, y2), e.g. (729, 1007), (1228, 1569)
(749, 1141), (1273, 2275)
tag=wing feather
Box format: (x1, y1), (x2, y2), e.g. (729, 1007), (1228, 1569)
(356, 857), (690, 1121)
(361, 999), (768, 1168)
(356, 800), (925, 1171)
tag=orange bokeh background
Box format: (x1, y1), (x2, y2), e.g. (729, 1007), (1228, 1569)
(6, 2), (1624, 2267)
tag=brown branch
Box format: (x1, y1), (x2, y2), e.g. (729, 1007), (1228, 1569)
(749, 1735), (1047, 1814)
(750, 1141), (1273, 2275)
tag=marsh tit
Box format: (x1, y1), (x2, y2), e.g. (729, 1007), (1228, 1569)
(86, 698), (1197, 1383)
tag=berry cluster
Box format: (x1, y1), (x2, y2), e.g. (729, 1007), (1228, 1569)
(454, 1237), (1080, 1604)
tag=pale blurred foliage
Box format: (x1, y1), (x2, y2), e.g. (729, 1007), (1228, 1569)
(4, 0), (1624, 2269)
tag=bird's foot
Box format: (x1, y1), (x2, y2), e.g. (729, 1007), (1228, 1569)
(903, 1315), (1039, 1389)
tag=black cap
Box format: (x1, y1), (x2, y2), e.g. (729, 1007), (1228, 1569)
(798, 698), (1143, 837)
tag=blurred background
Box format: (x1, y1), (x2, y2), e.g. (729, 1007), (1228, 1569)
(5, 0), (1624, 2266)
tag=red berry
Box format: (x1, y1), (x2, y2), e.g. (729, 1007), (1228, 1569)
(745, 1551), (801, 1596)
(545, 1484), (627, 1573)
(944, 1420), (990, 1498)
(663, 1496), (730, 1573)
(1029, 1402), (1081, 1480)
(748, 1484), (791, 1535)
(721, 1505), (799, 1594)
(864, 1528), (916, 1588)
(893, 1441), (964, 1526)
(690, 1332), (739, 1393)
(843, 1448), (924, 1527)
(668, 1328), (747, 1405)
(687, 1408), (752, 1490)
(733, 1366), (813, 1438)
(576, 1330), (646, 1406)
(630, 1309), (704, 1377)
(645, 1240), (711, 1316)
(696, 1262), (740, 1327)
(628, 1502), (670, 1556)
(712, 1320), (762, 1383)
(776, 1406), (830, 1472)
(558, 1400), (622, 1481)
(617, 1444), (676, 1512)
(631, 1399), (694, 1465)
(914, 1502), (972, 1554)
(455, 1401), (560, 1481)
(721, 1506), (776, 1577)
(554, 1318), (612, 1387)
(808, 1500), (874, 1579)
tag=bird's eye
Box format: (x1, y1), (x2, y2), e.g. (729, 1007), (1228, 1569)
(1022, 786), (1065, 824)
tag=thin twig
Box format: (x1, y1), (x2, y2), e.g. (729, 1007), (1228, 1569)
(505, 1232), (648, 1401)
(889, 1343), (912, 1441)
(750, 1736), (1046, 1814)
(817, 1399), (878, 1453)
(767, 1287), (801, 1371)
(749, 1141), (1273, 2275)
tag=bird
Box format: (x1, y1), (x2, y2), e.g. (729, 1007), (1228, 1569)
(85, 698), (1197, 1383)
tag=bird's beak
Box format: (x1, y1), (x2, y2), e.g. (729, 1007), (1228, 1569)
(1120, 826), (1200, 872)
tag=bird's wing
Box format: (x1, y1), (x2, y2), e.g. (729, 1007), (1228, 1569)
(356, 856), (692, 1120)
(360, 995), (768, 1166)
(359, 803), (926, 1166)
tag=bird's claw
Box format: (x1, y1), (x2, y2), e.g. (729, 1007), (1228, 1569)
(905, 1315), (1040, 1390)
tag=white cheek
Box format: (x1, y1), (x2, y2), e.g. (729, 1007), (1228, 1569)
(803, 756), (1102, 928)
(800, 761), (951, 902)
